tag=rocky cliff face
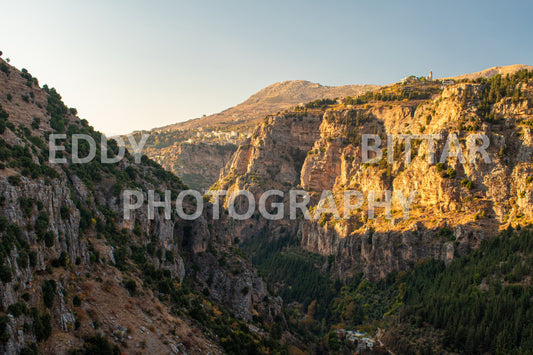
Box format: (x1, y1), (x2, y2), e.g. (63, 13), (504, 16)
(151, 142), (237, 192)
(134, 80), (378, 193)
(0, 59), (282, 354)
(215, 77), (533, 280)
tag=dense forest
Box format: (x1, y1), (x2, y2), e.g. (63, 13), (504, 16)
(395, 225), (533, 354)
(242, 225), (533, 353)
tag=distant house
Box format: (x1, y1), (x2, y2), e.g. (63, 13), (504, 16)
(363, 338), (374, 348)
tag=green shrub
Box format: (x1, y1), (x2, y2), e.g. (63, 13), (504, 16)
(437, 226), (454, 241)
(17, 250), (28, 268)
(31, 117), (40, 130)
(34, 212), (49, 240)
(43, 231), (55, 247)
(31, 308), (52, 342)
(124, 279), (137, 296)
(446, 167), (456, 178)
(319, 213), (331, 227)
(28, 135), (45, 150)
(460, 179), (473, 190)
(0, 146), (11, 161)
(45, 87), (69, 133)
(7, 302), (27, 317)
(29, 251), (37, 267)
(0, 104), (8, 134)
(20, 343), (38, 355)
(41, 280), (56, 308)
(327, 331), (340, 351)
(0, 62), (9, 75)
(0, 215), (7, 232)
(8, 175), (21, 186)
(0, 265), (12, 283)
(42, 165), (59, 179)
(60, 206), (70, 219)
(0, 316), (10, 343)
(165, 250), (174, 263)
(52, 251), (69, 267)
(113, 247), (127, 270)
(76, 334), (121, 355)
(19, 197), (34, 218)
(304, 98), (336, 109)
(73, 295), (82, 306)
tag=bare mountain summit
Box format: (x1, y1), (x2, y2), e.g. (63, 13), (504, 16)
(153, 80), (378, 132)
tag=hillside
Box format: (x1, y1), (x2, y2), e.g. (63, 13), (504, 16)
(215, 68), (533, 249)
(206, 67), (533, 352)
(154, 80), (379, 133)
(441, 64), (533, 81)
(2, 56), (533, 354)
(127, 80), (378, 191)
(0, 58), (286, 354)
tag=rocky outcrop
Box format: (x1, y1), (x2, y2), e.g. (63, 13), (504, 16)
(214, 80), (533, 281)
(218, 113), (322, 190)
(151, 142), (237, 192)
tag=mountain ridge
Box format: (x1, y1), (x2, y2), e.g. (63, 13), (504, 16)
(150, 79), (378, 133)
(137, 64), (533, 136)
(441, 64), (533, 81)
(133, 64), (532, 192)
(127, 80), (377, 191)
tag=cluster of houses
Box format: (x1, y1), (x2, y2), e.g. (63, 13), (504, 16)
(400, 71), (455, 87)
(184, 127), (250, 145)
(334, 329), (377, 351)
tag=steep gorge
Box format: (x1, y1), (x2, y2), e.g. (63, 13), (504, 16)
(2, 56), (533, 354)
(214, 73), (533, 280)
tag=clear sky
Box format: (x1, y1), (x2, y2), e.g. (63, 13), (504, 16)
(1, 0), (532, 135)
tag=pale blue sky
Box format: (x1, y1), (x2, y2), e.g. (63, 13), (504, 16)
(1, 0), (531, 135)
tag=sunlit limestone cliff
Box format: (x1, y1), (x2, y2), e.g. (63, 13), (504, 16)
(213, 70), (533, 280)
